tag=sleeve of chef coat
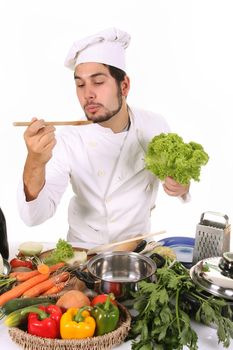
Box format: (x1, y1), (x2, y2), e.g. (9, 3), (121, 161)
(17, 132), (70, 226)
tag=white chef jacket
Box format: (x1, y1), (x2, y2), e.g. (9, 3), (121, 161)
(17, 107), (170, 245)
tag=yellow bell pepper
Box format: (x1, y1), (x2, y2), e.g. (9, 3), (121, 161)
(60, 306), (96, 339)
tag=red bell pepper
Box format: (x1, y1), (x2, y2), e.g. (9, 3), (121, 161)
(26, 305), (63, 339)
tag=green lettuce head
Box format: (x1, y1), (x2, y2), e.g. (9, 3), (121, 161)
(145, 133), (209, 185)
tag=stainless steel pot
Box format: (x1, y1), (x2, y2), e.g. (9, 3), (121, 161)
(75, 251), (157, 301)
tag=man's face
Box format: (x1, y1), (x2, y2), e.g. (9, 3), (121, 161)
(74, 62), (124, 123)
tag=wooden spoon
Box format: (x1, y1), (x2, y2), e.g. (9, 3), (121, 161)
(86, 230), (166, 255)
(13, 120), (93, 126)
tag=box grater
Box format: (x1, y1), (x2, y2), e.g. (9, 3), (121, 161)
(192, 211), (231, 264)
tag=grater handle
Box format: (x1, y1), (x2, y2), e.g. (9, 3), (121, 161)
(200, 211), (229, 225)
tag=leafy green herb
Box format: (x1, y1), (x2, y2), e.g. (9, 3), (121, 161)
(201, 262), (210, 272)
(201, 262), (220, 273)
(145, 133), (209, 185)
(0, 275), (16, 296)
(43, 239), (74, 265)
(128, 259), (233, 349)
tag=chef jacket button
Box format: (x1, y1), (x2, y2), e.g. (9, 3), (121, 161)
(88, 141), (97, 147)
(97, 169), (105, 177)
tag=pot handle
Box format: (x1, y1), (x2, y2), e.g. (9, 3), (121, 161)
(133, 239), (147, 253)
(74, 270), (96, 289)
(149, 252), (166, 268)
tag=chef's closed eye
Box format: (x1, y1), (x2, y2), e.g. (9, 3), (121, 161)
(74, 78), (85, 88)
(93, 77), (106, 85)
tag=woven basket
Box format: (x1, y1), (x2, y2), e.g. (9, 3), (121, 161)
(8, 303), (131, 350)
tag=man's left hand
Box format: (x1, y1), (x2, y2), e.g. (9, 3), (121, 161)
(163, 176), (190, 198)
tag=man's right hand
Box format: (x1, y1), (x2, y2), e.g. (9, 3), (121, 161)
(24, 118), (57, 165)
(23, 118), (57, 201)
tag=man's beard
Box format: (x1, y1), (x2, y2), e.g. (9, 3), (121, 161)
(84, 88), (123, 123)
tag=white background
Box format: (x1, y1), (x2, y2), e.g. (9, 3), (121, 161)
(0, 0), (232, 247)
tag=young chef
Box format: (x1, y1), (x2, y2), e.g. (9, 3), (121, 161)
(17, 27), (190, 246)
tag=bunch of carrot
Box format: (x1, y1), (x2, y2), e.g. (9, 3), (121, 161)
(0, 262), (69, 306)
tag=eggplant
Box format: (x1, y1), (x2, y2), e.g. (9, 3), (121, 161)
(0, 208), (9, 260)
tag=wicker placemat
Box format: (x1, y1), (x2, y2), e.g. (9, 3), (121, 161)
(8, 303), (131, 350)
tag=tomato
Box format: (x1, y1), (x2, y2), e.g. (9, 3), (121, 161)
(91, 293), (117, 306)
(10, 258), (33, 269)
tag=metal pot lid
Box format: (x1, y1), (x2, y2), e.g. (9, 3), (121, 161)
(190, 257), (233, 300)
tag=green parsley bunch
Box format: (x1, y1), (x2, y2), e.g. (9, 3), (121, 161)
(128, 260), (233, 350)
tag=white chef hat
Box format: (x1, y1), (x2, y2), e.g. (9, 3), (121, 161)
(64, 27), (131, 72)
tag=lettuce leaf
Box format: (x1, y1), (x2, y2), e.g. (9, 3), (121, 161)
(145, 133), (209, 185)
(44, 239), (74, 265)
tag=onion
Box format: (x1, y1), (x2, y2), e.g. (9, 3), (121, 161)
(18, 241), (43, 256)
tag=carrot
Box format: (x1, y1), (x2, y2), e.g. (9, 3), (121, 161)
(48, 262), (65, 272)
(10, 270), (40, 282)
(42, 282), (66, 296)
(9, 262), (65, 282)
(0, 273), (50, 306)
(9, 272), (19, 278)
(23, 271), (69, 298)
(37, 263), (50, 274)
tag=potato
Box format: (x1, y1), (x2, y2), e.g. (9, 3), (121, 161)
(56, 290), (91, 310)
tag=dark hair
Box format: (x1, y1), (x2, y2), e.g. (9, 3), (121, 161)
(104, 65), (126, 85)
